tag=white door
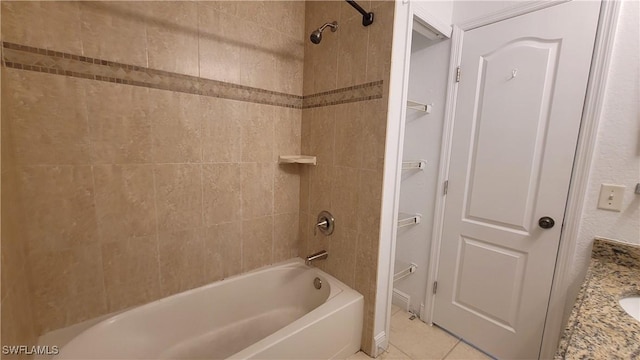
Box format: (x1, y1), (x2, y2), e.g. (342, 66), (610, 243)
(433, 2), (600, 359)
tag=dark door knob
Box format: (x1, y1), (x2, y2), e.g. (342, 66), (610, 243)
(538, 216), (555, 229)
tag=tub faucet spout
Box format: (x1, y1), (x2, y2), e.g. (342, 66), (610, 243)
(305, 250), (328, 266)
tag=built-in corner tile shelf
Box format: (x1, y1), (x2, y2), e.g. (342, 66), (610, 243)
(398, 212), (421, 228)
(407, 100), (432, 113)
(278, 155), (317, 165)
(402, 160), (426, 170)
(394, 261), (418, 282)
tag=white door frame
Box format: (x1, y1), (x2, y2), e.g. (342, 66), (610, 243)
(375, 1), (621, 358)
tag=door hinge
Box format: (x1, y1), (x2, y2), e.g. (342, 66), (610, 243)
(443, 180), (449, 195)
(433, 281), (438, 294)
(456, 67), (461, 82)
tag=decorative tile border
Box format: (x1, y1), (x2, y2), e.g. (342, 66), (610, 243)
(1, 41), (383, 109)
(302, 80), (384, 109)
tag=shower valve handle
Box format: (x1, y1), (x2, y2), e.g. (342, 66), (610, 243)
(314, 211), (335, 236)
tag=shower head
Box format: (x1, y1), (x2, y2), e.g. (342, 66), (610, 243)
(310, 21), (338, 44)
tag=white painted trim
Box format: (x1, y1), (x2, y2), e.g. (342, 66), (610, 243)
(392, 288), (411, 312)
(539, 1), (621, 358)
(373, 0), (412, 357)
(457, 0), (570, 31)
(421, 25), (463, 323)
(374, 331), (387, 356)
(412, 2), (453, 38)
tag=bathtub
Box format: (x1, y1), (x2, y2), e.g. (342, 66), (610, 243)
(55, 259), (363, 359)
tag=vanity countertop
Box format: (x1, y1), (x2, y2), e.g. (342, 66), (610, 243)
(555, 238), (640, 359)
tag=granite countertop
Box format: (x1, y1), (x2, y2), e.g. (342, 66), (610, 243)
(555, 238), (640, 359)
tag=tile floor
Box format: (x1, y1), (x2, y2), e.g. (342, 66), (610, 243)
(348, 305), (492, 360)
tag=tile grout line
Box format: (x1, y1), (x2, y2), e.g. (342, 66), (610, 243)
(441, 339), (462, 360)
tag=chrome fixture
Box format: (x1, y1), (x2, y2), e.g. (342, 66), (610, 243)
(306, 250), (328, 266)
(315, 211), (335, 236)
(313, 277), (323, 289)
(310, 21), (338, 44)
(345, 0), (374, 26)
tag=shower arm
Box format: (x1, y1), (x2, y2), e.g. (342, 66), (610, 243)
(345, 0), (374, 26)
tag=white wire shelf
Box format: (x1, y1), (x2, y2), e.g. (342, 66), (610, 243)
(394, 261), (418, 282)
(402, 160), (426, 170)
(398, 212), (421, 228)
(407, 100), (432, 113)
(278, 155), (317, 165)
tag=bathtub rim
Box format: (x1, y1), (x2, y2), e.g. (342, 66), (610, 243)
(56, 257), (362, 359)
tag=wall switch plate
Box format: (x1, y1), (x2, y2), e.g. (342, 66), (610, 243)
(597, 184), (626, 212)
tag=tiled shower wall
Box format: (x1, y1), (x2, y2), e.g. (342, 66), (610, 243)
(299, 1), (394, 355)
(1, 80), (38, 351)
(1, 0), (304, 339)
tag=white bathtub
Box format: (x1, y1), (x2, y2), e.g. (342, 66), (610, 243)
(55, 259), (363, 359)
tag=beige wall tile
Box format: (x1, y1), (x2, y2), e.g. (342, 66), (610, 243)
(357, 169), (383, 235)
(366, 1), (394, 83)
(274, 33), (305, 96)
(149, 89), (202, 163)
(334, 102), (363, 168)
(331, 166), (360, 231)
(1, 1), (83, 54)
(241, 103), (275, 163)
(87, 82), (152, 164)
(308, 164), (333, 217)
(102, 240), (161, 311)
(29, 244), (106, 333)
(274, 1), (306, 40)
(274, 213), (299, 262)
(326, 226), (357, 287)
(158, 228), (205, 296)
(3, 70), (91, 165)
(19, 166), (98, 253)
(274, 107), (302, 162)
(203, 164), (242, 226)
(360, 99), (388, 170)
(202, 1), (237, 16)
(201, 97), (242, 163)
(198, 4), (241, 84)
(275, 165), (300, 215)
(242, 216), (274, 272)
(204, 221), (242, 281)
(154, 164), (203, 232)
(241, 163), (274, 220)
(93, 165), (157, 240)
(308, 106), (336, 166)
(299, 166), (310, 215)
(104, 279), (162, 313)
(101, 236), (160, 311)
(297, 213), (309, 259)
(240, 26), (278, 91)
(32, 287), (108, 335)
(1, 273), (36, 346)
(336, 15), (369, 88)
(147, 2), (199, 76)
(79, 1), (148, 67)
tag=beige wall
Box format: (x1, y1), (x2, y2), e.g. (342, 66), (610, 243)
(1, 0), (304, 338)
(1, 74), (38, 353)
(299, 1), (394, 355)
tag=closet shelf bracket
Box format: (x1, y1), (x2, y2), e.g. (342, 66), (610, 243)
(394, 261), (418, 282)
(402, 160), (426, 170)
(407, 100), (432, 113)
(398, 213), (421, 228)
